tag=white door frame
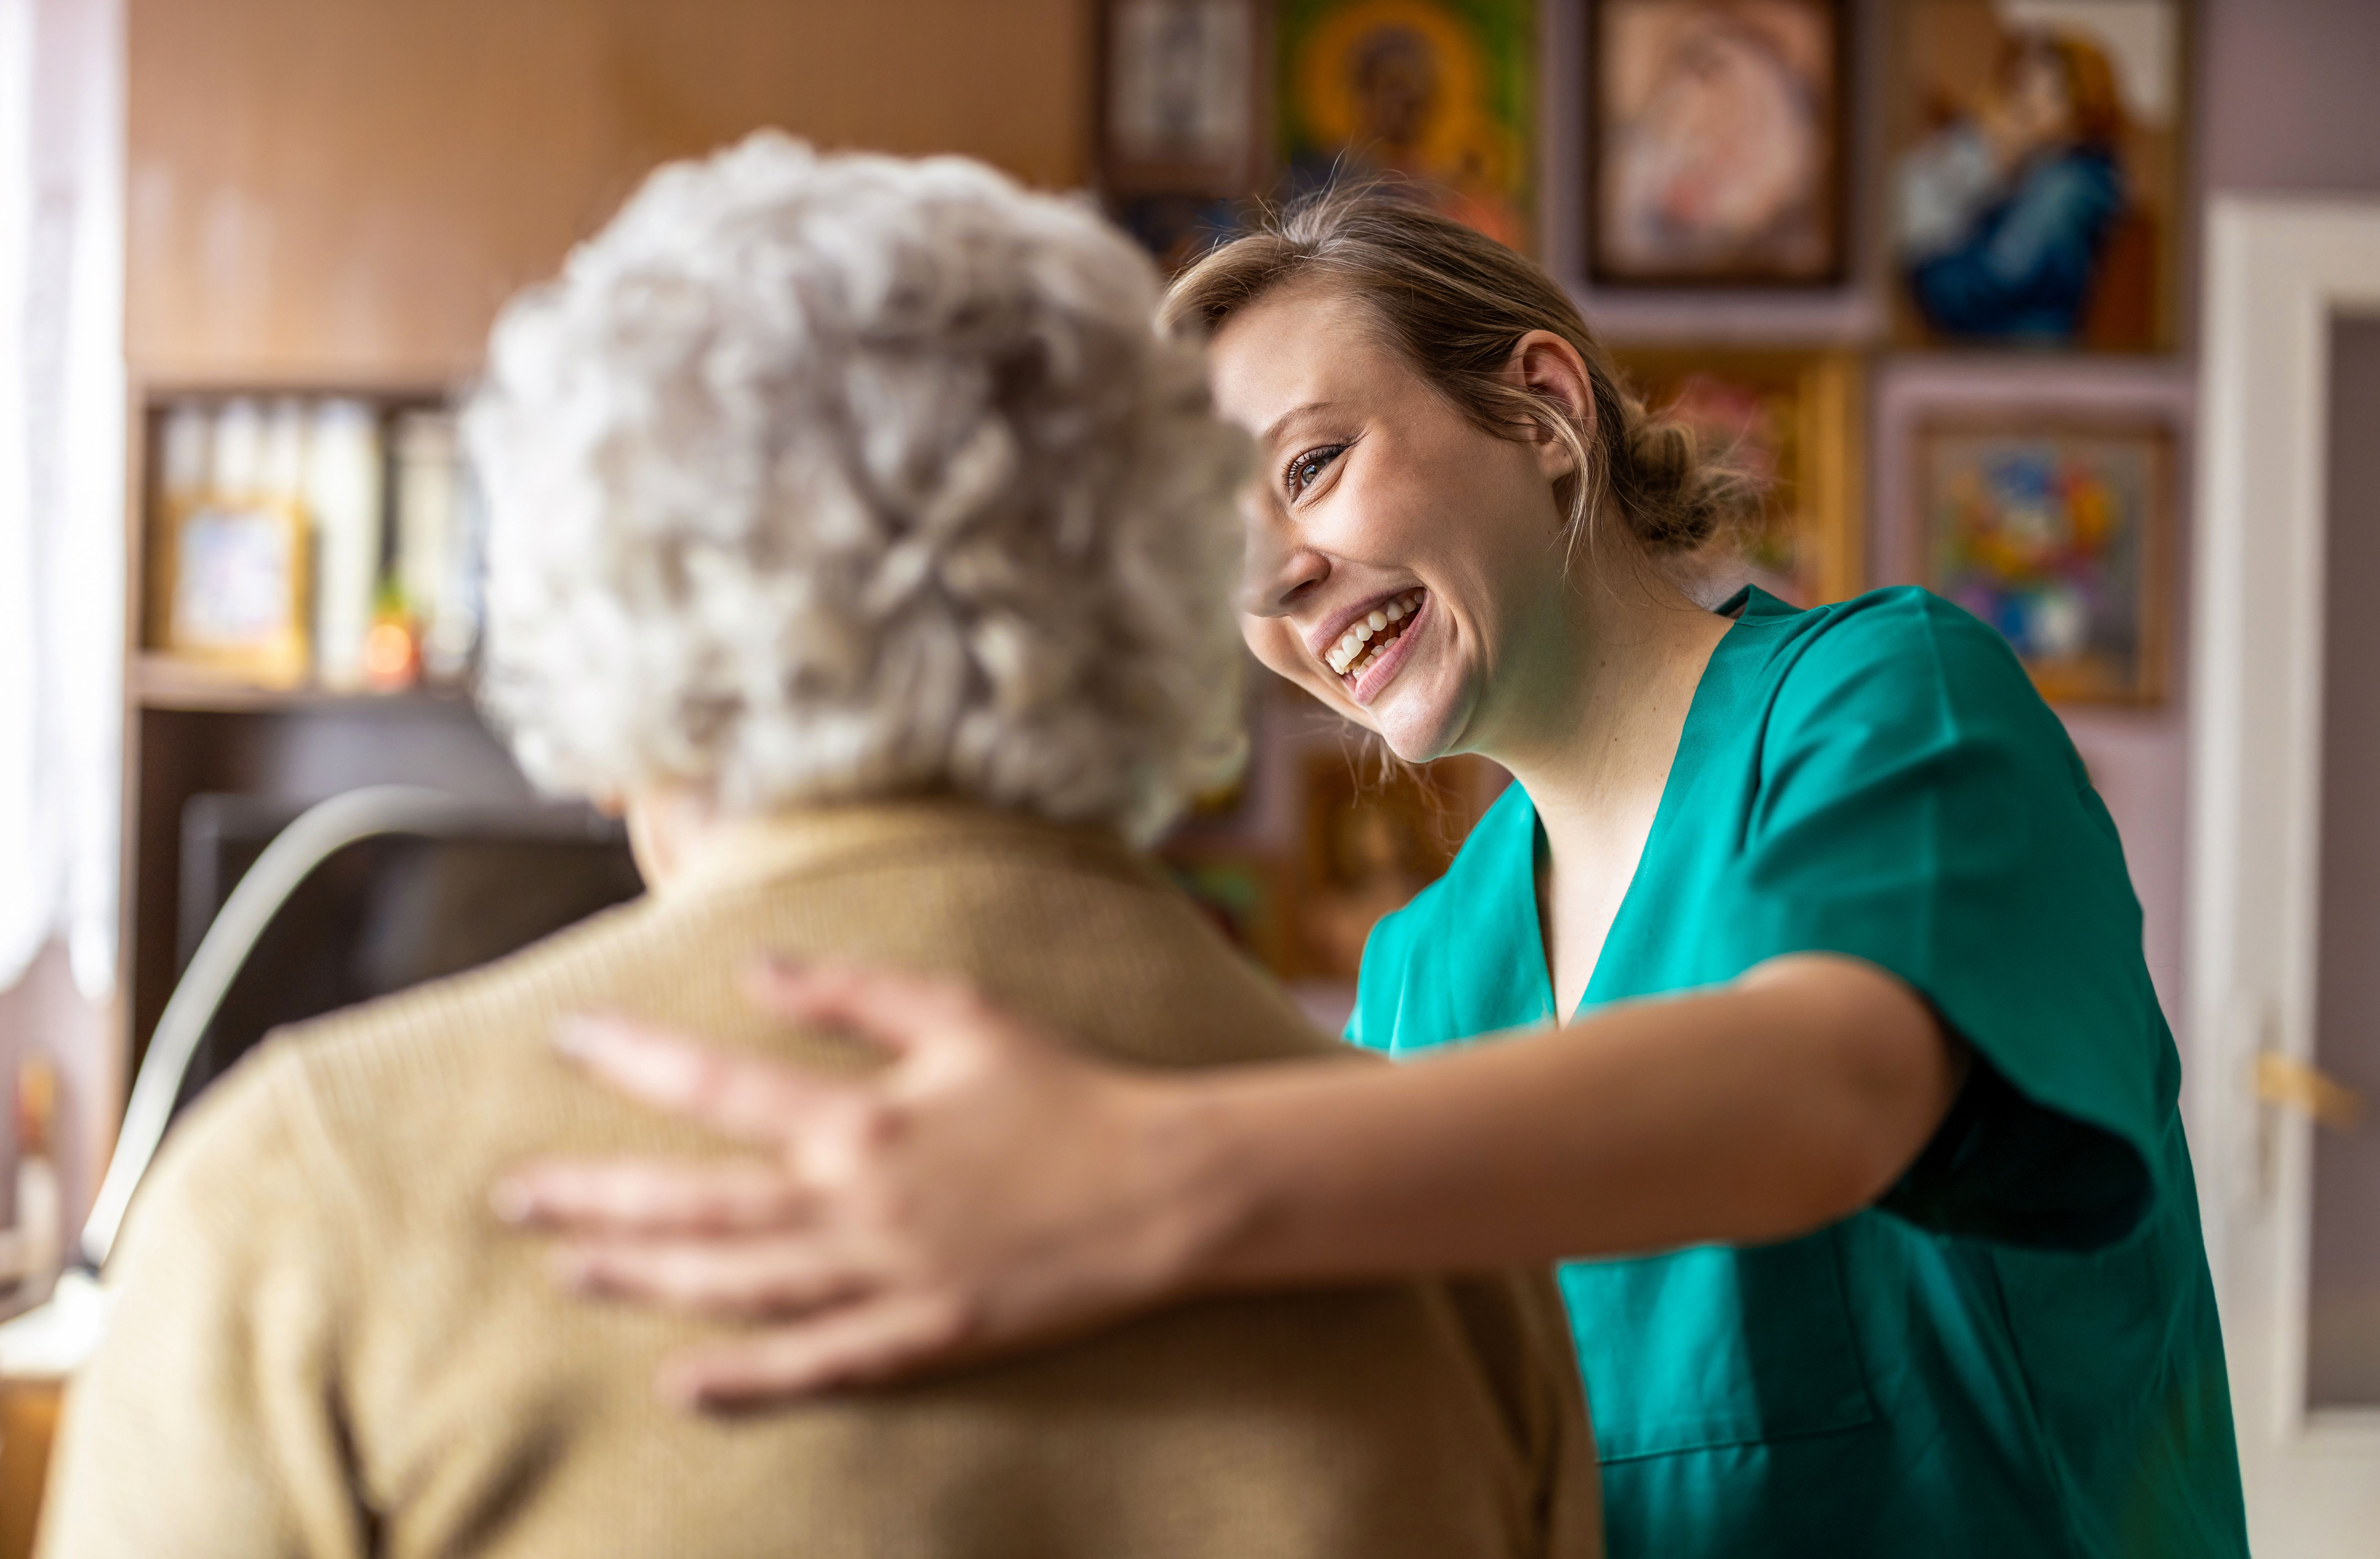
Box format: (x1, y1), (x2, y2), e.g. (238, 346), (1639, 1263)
(2189, 195), (2380, 1551)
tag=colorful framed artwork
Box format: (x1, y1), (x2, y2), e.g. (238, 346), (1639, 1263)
(1278, 0), (1535, 251)
(1609, 347), (1864, 608)
(1887, 0), (2185, 351)
(1916, 418), (2171, 703)
(1586, 0), (1849, 286)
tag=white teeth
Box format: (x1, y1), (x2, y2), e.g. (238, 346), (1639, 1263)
(1319, 591), (1425, 682)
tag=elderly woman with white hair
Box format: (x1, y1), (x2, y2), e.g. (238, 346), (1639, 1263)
(38, 134), (1596, 1559)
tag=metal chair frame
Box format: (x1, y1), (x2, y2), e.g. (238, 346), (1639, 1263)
(80, 786), (626, 1268)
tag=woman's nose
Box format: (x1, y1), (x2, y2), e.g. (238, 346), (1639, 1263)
(1238, 499), (1329, 617)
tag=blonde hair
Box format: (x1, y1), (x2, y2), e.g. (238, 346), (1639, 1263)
(1161, 186), (1755, 560)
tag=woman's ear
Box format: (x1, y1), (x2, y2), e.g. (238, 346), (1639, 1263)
(1506, 330), (1595, 479)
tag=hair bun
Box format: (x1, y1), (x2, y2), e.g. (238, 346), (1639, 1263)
(1610, 405), (1763, 554)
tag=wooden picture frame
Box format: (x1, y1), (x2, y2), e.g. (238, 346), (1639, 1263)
(1913, 416), (2172, 704)
(1885, 0), (2188, 352)
(1609, 346), (1865, 607)
(1585, 0), (1850, 287)
(154, 493), (311, 688)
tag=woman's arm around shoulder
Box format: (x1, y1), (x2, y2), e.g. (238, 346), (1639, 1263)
(494, 953), (1964, 1405)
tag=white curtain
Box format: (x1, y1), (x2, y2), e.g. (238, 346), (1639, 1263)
(0, 0), (124, 1000)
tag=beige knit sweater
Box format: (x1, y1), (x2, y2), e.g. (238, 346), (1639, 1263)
(40, 801), (1599, 1559)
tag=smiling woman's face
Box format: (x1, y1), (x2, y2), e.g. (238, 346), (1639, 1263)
(1210, 281), (1582, 763)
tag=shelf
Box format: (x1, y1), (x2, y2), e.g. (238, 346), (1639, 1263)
(133, 654), (473, 714)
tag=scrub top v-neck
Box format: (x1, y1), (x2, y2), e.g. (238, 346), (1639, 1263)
(1349, 587), (2247, 1559)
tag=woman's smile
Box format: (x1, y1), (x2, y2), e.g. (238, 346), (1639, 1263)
(1311, 587), (1429, 703)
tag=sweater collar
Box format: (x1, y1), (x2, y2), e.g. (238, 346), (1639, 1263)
(665, 796), (1146, 904)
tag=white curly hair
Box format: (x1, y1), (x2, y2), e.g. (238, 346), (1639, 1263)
(465, 133), (1250, 842)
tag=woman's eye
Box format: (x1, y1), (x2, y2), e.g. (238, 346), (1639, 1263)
(1287, 444), (1347, 497)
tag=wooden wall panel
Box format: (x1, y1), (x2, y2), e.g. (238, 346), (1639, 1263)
(127, 0), (1092, 382)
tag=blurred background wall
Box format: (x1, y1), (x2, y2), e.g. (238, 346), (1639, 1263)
(127, 0), (1093, 382)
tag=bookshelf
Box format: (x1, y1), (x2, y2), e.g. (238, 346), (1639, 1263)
(119, 378), (533, 1074)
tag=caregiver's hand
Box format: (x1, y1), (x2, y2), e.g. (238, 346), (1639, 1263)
(493, 964), (1233, 1407)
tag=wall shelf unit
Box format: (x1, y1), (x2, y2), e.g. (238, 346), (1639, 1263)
(120, 377), (531, 1077)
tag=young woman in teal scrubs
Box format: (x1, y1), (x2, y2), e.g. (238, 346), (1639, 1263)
(500, 192), (2249, 1556)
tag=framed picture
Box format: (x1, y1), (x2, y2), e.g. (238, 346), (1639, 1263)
(1609, 347), (1864, 607)
(1100, 0), (1269, 196)
(1291, 748), (1500, 979)
(1586, 0), (1849, 286)
(1887, 0), (2185, 351)
(157, 495), (312, 686)
(1278, 0), (1536, 251)
(1915, 418), (2171, 703)
(1100, 0), (1273, 269)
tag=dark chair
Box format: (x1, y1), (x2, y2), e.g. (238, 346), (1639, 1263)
(82, 787), (642, 1267)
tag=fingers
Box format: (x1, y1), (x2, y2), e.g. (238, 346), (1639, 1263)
(554, 1234), (874, 1321)
(491, 1158), (810, 1235)
(656, 1293), (977, 1407)
(743, 961), (1002, 1061)
(554, 1016), (846, 1143)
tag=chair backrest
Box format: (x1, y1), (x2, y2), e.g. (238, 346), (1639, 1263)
(84, 788), (642, 1267)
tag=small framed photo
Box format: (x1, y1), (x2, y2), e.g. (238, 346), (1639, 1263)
(1587, 0), (1849, 286)
(1278, 0), (1537, 252)
(159, 496), (311, 686)
(1915, 418), (2171, 704)
(1610, 347), (1864, 608)
(1887, 0), (2186, 350)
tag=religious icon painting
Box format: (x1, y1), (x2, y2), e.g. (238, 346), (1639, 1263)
(1586, 0), (1849, 286)
(1609, 348), (1864, 609)
(1277, 0), (1537, 252)
(1916, 418), (2172, 703)
(1888, 0), (2185, 350)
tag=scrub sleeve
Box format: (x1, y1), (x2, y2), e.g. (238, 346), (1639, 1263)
(1350, 588), (2247, 1559)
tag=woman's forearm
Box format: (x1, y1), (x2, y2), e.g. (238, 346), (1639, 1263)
(1181, 953), (1964, 1289)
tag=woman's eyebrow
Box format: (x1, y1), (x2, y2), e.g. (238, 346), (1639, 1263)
(1260, 401), (1339, 448)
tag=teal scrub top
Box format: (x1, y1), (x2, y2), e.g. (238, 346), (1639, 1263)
(1350, 588), (2248, 1559)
